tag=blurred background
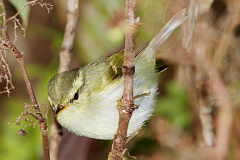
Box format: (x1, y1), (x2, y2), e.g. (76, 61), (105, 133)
(1, 0), (240, 159)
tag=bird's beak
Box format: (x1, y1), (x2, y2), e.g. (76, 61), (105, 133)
(56, 105), (67, 116)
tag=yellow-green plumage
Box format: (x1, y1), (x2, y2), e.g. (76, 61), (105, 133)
(47, 9), (187, 139)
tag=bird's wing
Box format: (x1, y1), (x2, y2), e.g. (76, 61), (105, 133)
(106, 42), (150, 81)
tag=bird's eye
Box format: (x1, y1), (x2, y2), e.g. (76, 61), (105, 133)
(74, 92), (79, 100)
(70, 92), (79, 103)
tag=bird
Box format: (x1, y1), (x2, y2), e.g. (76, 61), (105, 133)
(47, 9), (187, 140)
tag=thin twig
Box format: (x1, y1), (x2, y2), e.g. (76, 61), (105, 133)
(1, 22), (50, 160)
(209, 69), (233, 160)
(1, 2), (50, 160)
(0, 3), (14, 96)
(192, 0), (235, 158)
(108, 0), (140, 159)
(49, 0), (79, 159)
(5, 38), (50, 160)
(6, 0), (53, 24)
(181, 0), (216, 147)
(213, 0), (240, 70)
(212, 1), (240, 159)
(57, 0), (79, 73)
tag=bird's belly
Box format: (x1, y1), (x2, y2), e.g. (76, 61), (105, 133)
(57, 76), (158, 140)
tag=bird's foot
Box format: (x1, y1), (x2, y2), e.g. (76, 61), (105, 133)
(133, 92), (151, 100)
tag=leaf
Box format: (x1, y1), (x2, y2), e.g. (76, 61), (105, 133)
(8, 0), (30, 27)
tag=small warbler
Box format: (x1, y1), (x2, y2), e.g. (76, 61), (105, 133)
(47, 9), (187, 140)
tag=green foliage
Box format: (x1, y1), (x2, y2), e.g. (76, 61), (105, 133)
(155, 80), (191, 130)
(8, 0), (30, 27)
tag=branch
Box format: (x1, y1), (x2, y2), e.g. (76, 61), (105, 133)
(3, 34), (50, 160)
(209, 69), (233, 160)
(49, 0), (79, 159)
(0, 2), (50, 159)
(0, 3), (14, 96)
(212, 1), (240, 159)
(108, 0), (140, 159)
(1, 12), (50, 160)
(6, 0), (53, 24)
(57, 0), (79, 73)
(181, 0), (236, 158)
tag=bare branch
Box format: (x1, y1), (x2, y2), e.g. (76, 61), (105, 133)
(180, 0), (216, 147)
(108, 0), (140, 159)
(0, 2), (50, 159)
(0, 51), (15, 96)
(5, 39), (50, 160)
(57, 0), (79, 73)
(180, 0), (237, 159)
(0, 3), (14, 96)
(6, 0), (53, 24)
(5, 0), (53, 42)
(10, 104), (49, 131)
(50, 0), (79, 160)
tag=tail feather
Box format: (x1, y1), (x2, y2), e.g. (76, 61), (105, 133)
(148, 9), (188, 51)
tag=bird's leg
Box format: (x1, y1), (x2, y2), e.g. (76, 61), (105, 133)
(116, 92), (151, 110)
(116, 99), (138, 110)
(115, 92), (150, 158)
(120, 129), (140, 159)
(133, 92), (151, 100)
(126, 128), (140, 144)
(122, 149), (137, 160)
